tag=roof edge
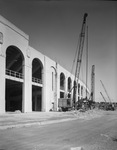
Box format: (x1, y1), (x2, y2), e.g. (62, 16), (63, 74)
(0, 15), (29, 41)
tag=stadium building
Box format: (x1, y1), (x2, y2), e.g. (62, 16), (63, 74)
(0, 15), (89, 113)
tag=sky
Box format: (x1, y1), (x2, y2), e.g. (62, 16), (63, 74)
(0, 0), (117, 102)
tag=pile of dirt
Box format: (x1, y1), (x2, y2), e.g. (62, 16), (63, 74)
(72, 109), (104, 120)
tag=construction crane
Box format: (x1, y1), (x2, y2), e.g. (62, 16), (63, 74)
(100, 80), (111, 103)
(100, 91), (115, 111)
(100, 92), (106, 102)
(73, 13), (88, 107)
(58, 13), (88, 111)
(90, 65), (95, 102)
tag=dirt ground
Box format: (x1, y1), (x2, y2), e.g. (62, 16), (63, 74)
(0, 109), (117, 150)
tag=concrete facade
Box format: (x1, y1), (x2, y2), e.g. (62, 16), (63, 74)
(0, 15), (90, 113)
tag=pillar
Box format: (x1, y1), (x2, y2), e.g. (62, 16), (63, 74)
(42, 56), (46, 112)
(22, 63), (32, 113)
(53, 63), (58, 111)
(0, 33), (5, 113)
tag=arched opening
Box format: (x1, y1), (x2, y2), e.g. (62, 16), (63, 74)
(78, 83), (80, 96)
(68, 77), (72, 98)
(32, 58), (43, 111)
(5, 46), (24, 112)
(60, 73), (65, 90)
(81, 86), (83, 97)
(60, 73), (65, 98)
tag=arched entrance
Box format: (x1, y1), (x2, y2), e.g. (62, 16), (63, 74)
(60, 72), (65, 98)
(5, 46), (24, 112)
(68, 77), (72, 98)
(32, 58), (43, 111)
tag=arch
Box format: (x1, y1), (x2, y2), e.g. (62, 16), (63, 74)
(6, 45), (24, 73)
(60, 72), (65, 98)
(68, 77), (72, 91)
(5, 45), (24, 112)
(32, 58), (43, 82)
(60, 72), (65, 90)
(68, 77), (72, 98)
(32, 58), (43, 111)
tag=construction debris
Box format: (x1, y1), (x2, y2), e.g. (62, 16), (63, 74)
(71, 109), (104, 120)
(71, 147), (83, 150)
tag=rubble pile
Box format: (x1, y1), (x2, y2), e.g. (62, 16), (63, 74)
(72, 109), (104, 120)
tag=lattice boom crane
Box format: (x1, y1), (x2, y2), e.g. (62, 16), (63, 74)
(100, 80), (111, 103)
(73, 13), (88, 105)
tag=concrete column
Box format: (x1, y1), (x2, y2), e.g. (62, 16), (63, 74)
(56, 64), (60, 111)
(53, 63), (57, 111)
(0, 41), (5, 113)
(42, 56), (46, 112)
(22, 63), (32, 113)
(0, 53), (5, 113)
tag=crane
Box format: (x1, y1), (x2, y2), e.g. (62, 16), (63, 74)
(73, 13), (88, 107)
(58, 13), (88, 111)
(100, 92), (106, 102)
(100, 80), (111, 103)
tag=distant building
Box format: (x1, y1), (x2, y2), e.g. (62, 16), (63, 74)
(0, 15), (90, 113)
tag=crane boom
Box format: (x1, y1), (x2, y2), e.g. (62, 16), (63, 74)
(100, 80), (111, 103)
(58, 13), (88, 110)
(73, 13), (88, 106)
(100, 92), (106, 102)
(75, 13), (88, 82)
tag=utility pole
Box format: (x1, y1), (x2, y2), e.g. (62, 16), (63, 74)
(90, 65), (95, 101)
